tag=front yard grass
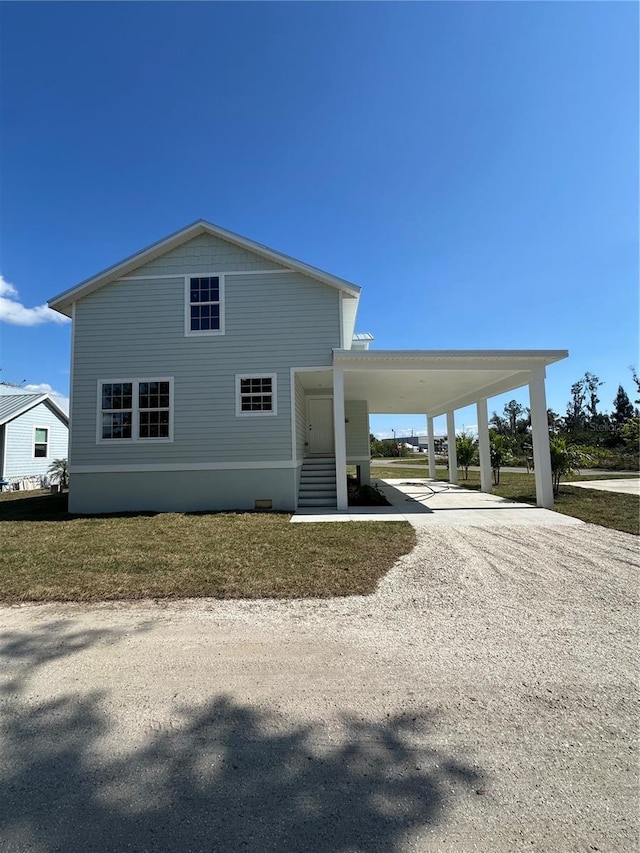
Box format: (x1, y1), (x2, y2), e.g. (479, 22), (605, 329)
(371, 464), (640, 536)
(0, 491), (415, 603)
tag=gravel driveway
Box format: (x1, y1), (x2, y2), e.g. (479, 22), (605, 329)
(1, 524), (638, 852)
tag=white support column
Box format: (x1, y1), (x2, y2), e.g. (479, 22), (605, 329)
(446, 411), (458, 484)
(359, 460), (371, 486)
(476, 399), (491, 493)
(333, 367), (348, 511)
(427, 416), (436, 479)
(529, 367), (554, 509)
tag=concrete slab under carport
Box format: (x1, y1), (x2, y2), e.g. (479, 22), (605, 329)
(291, 478), (583, 527)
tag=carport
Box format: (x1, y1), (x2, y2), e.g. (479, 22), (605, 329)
(328, 349), (568, 511)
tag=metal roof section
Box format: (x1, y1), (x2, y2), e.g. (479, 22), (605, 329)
(0, 392), (69, 426)
(351, 332), (375, 351)
(48, 220), (362, 317)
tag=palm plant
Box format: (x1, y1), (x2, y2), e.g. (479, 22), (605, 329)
(455, 431), (478, 480)
(47, 458), (69, 489)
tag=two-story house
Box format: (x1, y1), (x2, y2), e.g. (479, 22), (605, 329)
(49, 221), (566, 514)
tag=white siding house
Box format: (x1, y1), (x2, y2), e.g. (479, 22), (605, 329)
(49, 220), (567, 513)
(0, 388), (69, 489)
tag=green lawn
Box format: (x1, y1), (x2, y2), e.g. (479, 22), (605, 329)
(370, 464), (639, 535)
(0, 491), (415, 603)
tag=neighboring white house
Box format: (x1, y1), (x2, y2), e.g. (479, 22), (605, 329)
(49, 220), (566, 514)
(0, 386), (69, 490)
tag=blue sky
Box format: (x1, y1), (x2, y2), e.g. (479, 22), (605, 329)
(1, 2), (637, 437)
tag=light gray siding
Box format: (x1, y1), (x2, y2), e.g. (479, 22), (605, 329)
(127, 233), (287, 277)
(71, 261), (341, 472)
(69, 468), (297, 514)
(3, 401), (68, 480)
(345, 400), (370, 460)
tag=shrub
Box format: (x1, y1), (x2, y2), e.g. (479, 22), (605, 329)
(550, 438), (590, 496)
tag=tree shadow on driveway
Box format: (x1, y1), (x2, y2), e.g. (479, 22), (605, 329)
(0, 623), (484, 852)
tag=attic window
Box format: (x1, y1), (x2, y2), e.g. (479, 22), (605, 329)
(186, 276), (224, 335)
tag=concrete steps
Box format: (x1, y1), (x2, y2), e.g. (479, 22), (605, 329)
(298, 456), (337, 508)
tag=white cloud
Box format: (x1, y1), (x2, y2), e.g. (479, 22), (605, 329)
(23, 383), (70, 413)
(0, 274), (70, 326)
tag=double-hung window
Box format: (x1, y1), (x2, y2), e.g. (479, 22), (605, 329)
(101, 382), (133, 439)
(34, 427), (49, 458)
(236, 374), (277, 416)
(99, 379), (173, 442)
(187, 275), (224, 335)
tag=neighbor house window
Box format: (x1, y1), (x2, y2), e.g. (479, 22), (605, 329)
(34, 427), (49, 458)
(236, 374), (277, 416)
(187, 275), (224, 335)
(98, 379), (173, 442)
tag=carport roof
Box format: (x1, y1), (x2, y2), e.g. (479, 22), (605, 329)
(332, 349), (568, 416)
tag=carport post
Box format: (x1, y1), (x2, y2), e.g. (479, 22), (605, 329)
(446, 411), (458, 484)
(427, 416), (436, 479)
(333, 367), (348, 511)
(529, 367), (554, 509)
(476, 399), (492, 493)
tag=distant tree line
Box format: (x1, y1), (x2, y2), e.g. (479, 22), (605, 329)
(370, 367), (640, 475)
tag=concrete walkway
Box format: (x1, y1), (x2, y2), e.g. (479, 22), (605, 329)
(292, 478), (583, 527)
(561, 477), (640, 495)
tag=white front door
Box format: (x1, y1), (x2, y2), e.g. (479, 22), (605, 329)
(308, 398), (334, 454)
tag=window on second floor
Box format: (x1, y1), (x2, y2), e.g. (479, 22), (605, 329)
(186, 275), (224, 336)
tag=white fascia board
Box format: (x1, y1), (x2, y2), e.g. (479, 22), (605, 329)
(333, 349), (569, 369)
(49, 220), (361, 317)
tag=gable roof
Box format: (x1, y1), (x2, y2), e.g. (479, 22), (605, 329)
(48, 220), (361, 317)
(0, 392), (69, 426)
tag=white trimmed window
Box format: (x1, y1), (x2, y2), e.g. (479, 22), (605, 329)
(98, 379), (173, 442)
(186, 275), (225, 335)
(236, 374), (277, 416)
(34, 427), (49, 458)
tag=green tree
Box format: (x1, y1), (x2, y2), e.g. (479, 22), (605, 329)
(455, 431), (478, 480)
(549, 438), (589, 497)
(583, 372), (603, 420)
(489, 434), (514, 485)
(47, 458), (69, 489)
(565, 379), (587, 432)
(621, 416), (640, 450)
(547, 409), (561, 433)
(503, 400), (524, 436)
(489, 411), (509, 434)
(629, 366), (640, 406)
(612, 385), (634, 427)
